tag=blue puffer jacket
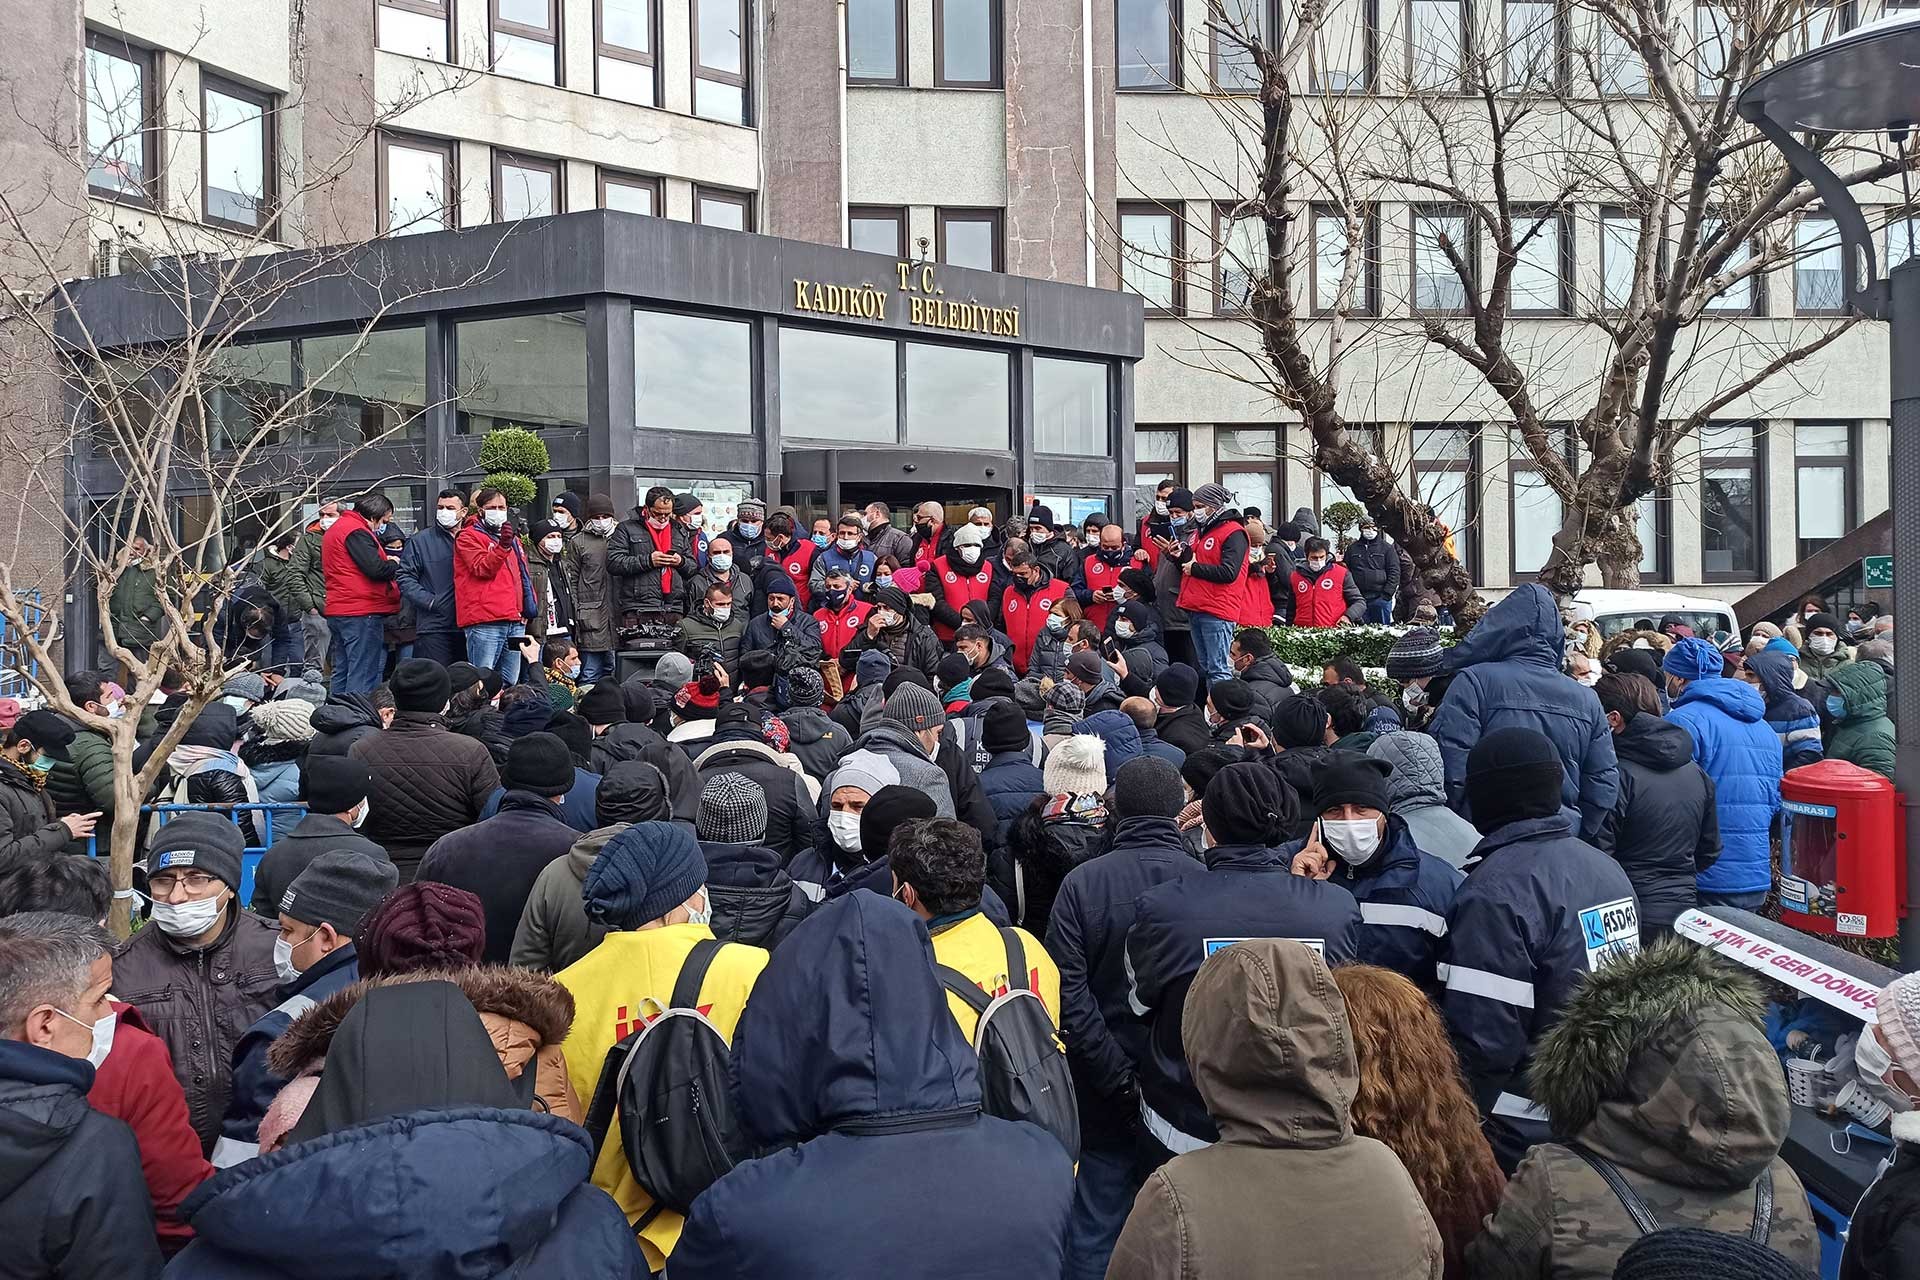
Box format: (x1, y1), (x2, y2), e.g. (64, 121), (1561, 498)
(1666, 675), (1781, 897)
(1277, 815), (1462, 988)
(1432, 585), (1618, 838)
(216, 946), (362, 1166)
(1746, 649), (1824, 771)
(670, 891), (1074, 1279)
(978, 749), (1045, 838)
(166, 1108), (645, 1278)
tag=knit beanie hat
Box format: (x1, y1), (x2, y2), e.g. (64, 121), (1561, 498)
(1208, 678), (1257, 722)
(504, 732), (574, 795)
(1181, 746), (1246, 799)
(1311, 755), (1393, 815)
(587, 492), (617, 518)
(1612, 1229), (1817, 1280)
(356, 882), (487, 975)
(1385, 628), (1447, 681)
(620, 681), (657, 726)
(278, 850), (398, 934)
(952, 523), (989, 549)
(1273, 695), (1332, 749)
(856, 648), (894, 690)
(825, 749), (901, 801)
(301, 755), (371, 814)
(1111, 756), (1185, 820)
(696, 772), (769, 845)
(1066, 650), (1107, 688)
(1606, 646), (1663, 685)
(762, 571), (798, 600)
(882, 683), (947, 733)
(1192, 482), (1234, 511)
(971, 667), (1016, 704)
(250, 699), (317, 743)
(883, 667), (931, 695)
(785, 665), (825, 708)
(147, 812), (245, 891)
(1465, 727), (1564, 835)
(0, 698), (18, 732)
(223, 672), (269, 705)
(860, 785), (939, 860)
(936, 652), (974, 696)
(653, 652), (694, 689)
(1662, 636), (1725, 683)
(1045, 734), (1108, 796)
(1363, 704), (1403, 735)
(672, 491), (701, 518)
(582, 821), (708, 929)
(1874, 971), (1920, 1075)
(391, 659), (452, 713)
(981, 700), (1031, 754)
(1166, 487), (1195, 511)
(547, 711), (593, 765)
(595, 761), (672, 826)
(1043, 680), (1087, 737)
(274, 679), (328, 707)
(476, 669), (504, 700)
(1154, 663), (1200, 709)
(577, 682), (627, 727)
(1806, 612), (1845, 637)
(446, 662), (485, 695)
(1202, 761), (1293, 846)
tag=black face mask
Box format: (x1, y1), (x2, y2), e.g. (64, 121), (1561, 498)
(914, 522), (933, 536)
(1098, 547), (1128, 565)
(821, 589), (847, 609)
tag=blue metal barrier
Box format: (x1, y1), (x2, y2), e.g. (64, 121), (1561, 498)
(0, 589), (42, 701)
(87, 802), (309, 909)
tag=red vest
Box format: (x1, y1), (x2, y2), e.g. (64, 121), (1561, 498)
(1240, 562), (1276, 626)
(932, 553), (994, 642)
(814, 597), (873, 659)
(779, 539), (818, 610)
(1001, 576), (1067, 676)
(1079, 551), (1126, 631)
(1175, 519), (1249, 621)
(320, 510), (399, 617)
(1292, 562), (1352, 627)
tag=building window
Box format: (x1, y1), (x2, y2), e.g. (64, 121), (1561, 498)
(638, 309), (754, 435)
(1510, 209), (1569, 314)
(780, 326), (895, 441)
(1311, 0), (1377, 91)
(1794, 0), (1853, 53)
(377, 0), (452, 59)
(848, 0), (905, 83)
(492, 151), (563, 222)
(294, 328), (432, 446)
(1034, 358), (1110, 455)
(1413, 424), (1477, 579)
(491, 0), (561, 84)
(1889, 214), (1920, 272)
(1316, 423), (1385, 512)
(696, 186), (754, 231)
(596, 0), (657, 105)
(1216, 427), (1282, 522)
(849, 205), (908, 257)
(935, 0), (1003, 87)
(454, 312), (590, 434)
(1636, 486), (1670, 583)
(936, 208), (1003, 271)
(1503, 0), (1563, 90)
(599, 169), (661, 215)
(1510, 426), (1572, 578)
(1702, 216), (1757, 315)
(378, 132), (456, 235)
(1119, 0), (1182, 88)
(906, 343), (1010, 449)
(1215, 205), (1264, 313)
(1700, 421), (1763, 581)
(1412, 206), (1474, 313)
(85, 32), (156, 205)
(201, 76), (274, 233)
(693, 0), (751, 123)
(1136, 427), (1186, 509)
(1593, 13), (1646, 93)
(1795, 421), (1855, 561)
(1795, 215), (1844, 314)
(1409, 0), (1469, 90)
(1211, 0), (1269, 92)
(1119, 202), (1184, 314)
(1695, 4), (1730, 96)
(1311, 205), (1378, 315)
(1600, 208), (1643, 310)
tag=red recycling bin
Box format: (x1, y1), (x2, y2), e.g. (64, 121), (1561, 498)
(1777, 760), (1906, 938)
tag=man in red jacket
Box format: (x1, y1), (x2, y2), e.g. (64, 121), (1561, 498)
(321, 493), (400, 694)
(454, 487), (536, 681)
(1288, 536), (1364, 629)
(1172, 483), (1251, 685)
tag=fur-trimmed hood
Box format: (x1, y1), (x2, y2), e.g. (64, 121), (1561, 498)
(1529, 941), (1787, 1190)
(270, 965), (575, 1079)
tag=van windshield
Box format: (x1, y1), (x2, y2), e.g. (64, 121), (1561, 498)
(1591, 610), (1731, 640)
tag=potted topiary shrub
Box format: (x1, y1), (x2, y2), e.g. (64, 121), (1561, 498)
(1323, 500), (1364, 554)
(477, 426), (549, 521)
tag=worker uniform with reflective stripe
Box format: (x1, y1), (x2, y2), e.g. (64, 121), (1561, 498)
(1277, 815), (1461, 989)
(1438, 810), (1641, 1171)
(1122, 842), (1361, 1159)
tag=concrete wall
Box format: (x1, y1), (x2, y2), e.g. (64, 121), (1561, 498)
(762, 0), (842, 242)
(1003, 0), (1091, 282)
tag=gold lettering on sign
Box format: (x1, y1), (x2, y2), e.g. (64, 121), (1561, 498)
(789, 262), (1019, 338)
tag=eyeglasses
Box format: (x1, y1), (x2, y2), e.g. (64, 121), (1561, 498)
(147, 871), (221, 897)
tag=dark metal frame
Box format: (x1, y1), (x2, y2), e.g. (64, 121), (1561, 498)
(1411, 422), (1481, 585)
(1308, 0), (1378, 93)
(594, 0), (659, 105)
(490, 0), (563, 85)
(691, 0), (753, 122)
(848, 205), (908, 257)
(1507, 424), (1574, 582)
(376, 0), (454, 59)
(1117, 200), (1187, 316)
(1411, 204), (1477, 316)
(376, 130), (458, 235)
(1211, 425), (1286, 520)
(491, 148), (565, 222)
(933, 0), (1004, 87)
(695, 185), (755, 231)
(597, 167), (662, 215)
(84, 29), (159, 208)
(1793, 419), (1858, 562)
(1699, 419), (1767, 583)
(1406, 0), (1474, 93)
(846, 0), (908, 85)
(1508, 206), (1572, 316)
(1308, 203), (1380, 316)
(936, 207), (1004, 272)
(1499, 0), (1568, 94)
(1793, 214), (1849, 317)
(1117, 0), (1184, 90)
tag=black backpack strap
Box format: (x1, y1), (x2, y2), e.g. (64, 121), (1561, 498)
(1750, 1166), (1774, 1244)
(1000, 927), (1030, 992)
(671, 938), (724, 1011)
(1570, 1146), (1662, 1236)
(581, 1040), (629, 1159)
(935, 963), (992, 1015)
(632, 1201), (666, 1238)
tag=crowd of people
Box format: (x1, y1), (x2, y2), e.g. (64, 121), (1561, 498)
(0, 481), (1913, 1278)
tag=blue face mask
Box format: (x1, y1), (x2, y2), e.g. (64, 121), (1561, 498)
(1170, 516), (1190, 529)
(1826, 695), (1848, 719)
(737, 522), (762, 539)
(811, 532), (830, 547)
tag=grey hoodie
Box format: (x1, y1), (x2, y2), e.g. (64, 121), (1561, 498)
(850, 721), (957, 818)
(1368, 731), (1483, 870)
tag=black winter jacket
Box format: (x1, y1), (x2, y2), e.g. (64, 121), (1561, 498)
(587, 721), (700, 823)
(1594, 715), (1721, 934)
(692, 734), (818, 860)
(607, 507), (697, 615)
(416, 792), (582, 965)
(701, 840), (812, 948)
(0, 758), (67, 872)
(250, 814), (390, 916)
(1839, 1119), (1920, 1280)
(447, 704), (515, 769)
(741, 609), (825, 670)
(1239, 656), (1296, 721)
(305, 694), (382, 759)
(978, 750), (1044, 840)
(1343, 533), (1401, 599)
(1006, 801), (1106, 933)
(1277, 815), (1462, 988)
(779, 707), (849, 781)
(1154, 704), (1211, 757)
(0, 1041), (162, 1278)
(348, 712), (501, 880)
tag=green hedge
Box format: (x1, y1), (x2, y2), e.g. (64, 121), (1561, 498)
(1263, 623), (1455, 672)
(481, 470), (538, 508)
(477, 427), (550, 477)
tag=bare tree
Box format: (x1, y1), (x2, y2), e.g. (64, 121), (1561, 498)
(1109, 0), (1916, 616)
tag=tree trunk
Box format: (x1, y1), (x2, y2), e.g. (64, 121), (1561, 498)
(108, 764), (142, 939)
(1309, 433), (1483, 625)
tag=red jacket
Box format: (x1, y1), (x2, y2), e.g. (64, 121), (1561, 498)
(1000, 573), (1068, 676)
(815, 596), (874, 660)
(1176, 518), (1249, 621)
(1292, 562), (1354, 627)
(1240, 558), (1278, 626)
(1079, 550), (1126, 631)
(778, 539), (818, 610)
(454, 519), (530, 627)
(320, 510), (399, 617)
(92, 1002), (213, 1254)
(931, 553), (994, 642)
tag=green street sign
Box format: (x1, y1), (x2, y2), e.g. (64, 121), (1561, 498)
(1864, 555), (1894, 590)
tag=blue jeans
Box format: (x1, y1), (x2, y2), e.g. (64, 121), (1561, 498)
(1064, 1143), (1148, 1280)
(328, 615), (388, 695)
(578, 650), (613, 684)
(268, 622), (305, 676)
(1189, 613), (1236, 687)
(465, 621), (523, 684)
(1366, 596), (1395, 624)
(1699, 889), (1769, 911)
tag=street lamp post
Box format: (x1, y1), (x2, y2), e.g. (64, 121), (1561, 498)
(1736, 15), (1920, 967)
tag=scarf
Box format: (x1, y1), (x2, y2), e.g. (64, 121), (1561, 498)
(168, 744), (252, 780)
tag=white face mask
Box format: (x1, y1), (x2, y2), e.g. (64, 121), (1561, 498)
(1154, 500), (1170, 516)
(435, 508), (460, 529)
(1321, 818), (1383, 867)
(350, 799), (370, 829)
(872, 609), (898, 628)
(827, 810), (863, 852)
(54, 1007), (117, 1069)
(318, 515), (338, 530)
(1402, 684), (1427, 711)
(482, 509), (508, 529)
(104, 701), (126, 720)
(711, 606), (732, 624)
(1360, 529), (1377, 541)
(541, 536), (564, 554)
(710, 554), (733, 572)
(272, 929), (311, 984)
(1809, 634), (1837, 655)
(1028, 529), (1050, 544)
(1577, 669), (1601, 687)
(1045, 614), (1067, 633)
(551, 511), (573, 529)
(589, 517), (617, 536)
(837, 536), (861, 552)
(684, 890), (712, 928)
(1855, 1028), (1916, 1111)
(149, 889), (229, 939)
(958, 546), (982, 565)
(1306, 558), (1328, 573)
(1115, 620), (1135, 638)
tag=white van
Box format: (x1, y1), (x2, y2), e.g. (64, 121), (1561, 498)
(1573, 589), (1740, 644)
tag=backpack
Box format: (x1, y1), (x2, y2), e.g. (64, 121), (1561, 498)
(582, 938), (747, 1231)
(935, 927), (1080, 1161)
(1572, 1145), (1775, 1243)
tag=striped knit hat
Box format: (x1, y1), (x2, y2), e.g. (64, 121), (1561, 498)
(696, 771), (769, 845)
(1385, 627), (1447, 680)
